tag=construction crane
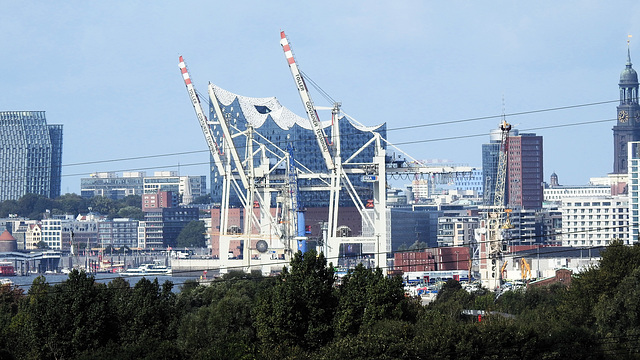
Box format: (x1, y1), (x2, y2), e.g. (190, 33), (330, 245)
(484, 118), (512, 290)
(280, 31), (335, 171)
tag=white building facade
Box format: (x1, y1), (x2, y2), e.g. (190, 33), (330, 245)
(628, 141), (640, 242)
(561, 196), (629, 246)
(544, 186), (611, 203)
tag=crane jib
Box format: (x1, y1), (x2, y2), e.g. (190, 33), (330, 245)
(295, 74), (305, 93)
(187, 87), (220, 155)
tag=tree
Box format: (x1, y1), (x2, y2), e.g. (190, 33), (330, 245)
(176, 221), (206, 248)
(117, 206), (143, 220)
(334, 264), (410, 337)
(0, 200), (18, 218)
(191, 194), (213, 205)
(35, 240), (49, 250)
(408, 240), (428, 250)
(122, 195), (142, 207)
(595, 267), (640, 356)
(56, 193), (88, 215)
(254, 250), (337, 353)
(89, 196), (116, 217)
(7, 271), (112, 360)
(560, 241), (640, 327)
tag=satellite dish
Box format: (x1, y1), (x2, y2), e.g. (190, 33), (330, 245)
(256, 240), (268, 253)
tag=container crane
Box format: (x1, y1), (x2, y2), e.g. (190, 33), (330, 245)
(178, 56), (225, 177)
(279, 32), (473, 271)
(280, 31), (335, 171)
(287, 144), (307, 252)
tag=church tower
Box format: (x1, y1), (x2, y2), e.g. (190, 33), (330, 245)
(613, 43), (640, 174)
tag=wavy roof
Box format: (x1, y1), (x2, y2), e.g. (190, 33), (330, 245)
(210, 83), (383, 132)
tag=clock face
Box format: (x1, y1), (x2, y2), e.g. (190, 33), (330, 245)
(619, 110), (629, 123)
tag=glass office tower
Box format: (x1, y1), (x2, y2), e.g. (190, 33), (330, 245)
(0, 111), (63, 201)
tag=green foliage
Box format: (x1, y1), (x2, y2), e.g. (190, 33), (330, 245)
(318, 320), (417, 360)
(435, 278), (464, 304)
(35, 240), (49, 250)
(175, 220), (206, 248)
(561, 241), (640, 328)
(191, 194), (213, 204)
(56, 193), (89, 215)
(116, 205), (144, 220)
(254, 250), (337, 352)
(334, 264), (409, 337)
(408, 240), (428, 250)
(3, 240), (640, 359)
(595, 266), (640, 357)
(0, 193), (143, 220)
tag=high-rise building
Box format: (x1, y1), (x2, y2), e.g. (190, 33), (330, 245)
(613, 46), (640, 174)
(507, 133), (543, 210)
(482, 128), (503, 206)
(482, 127), (543, 210)
(0, 111), (63, 200)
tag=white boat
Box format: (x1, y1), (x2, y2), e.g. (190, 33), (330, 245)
(119, 263), (172, 276)
(0, 278), (14, 286)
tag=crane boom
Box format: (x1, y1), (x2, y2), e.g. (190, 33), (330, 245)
(493, 120), (511, 211)
(280, 31), (335, 171)
(179, 56), (225, 176)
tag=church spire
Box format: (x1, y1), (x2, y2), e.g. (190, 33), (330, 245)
(628, 35), (633, 67)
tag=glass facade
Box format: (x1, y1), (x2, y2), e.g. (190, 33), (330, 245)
(0, 111), (63, 201)
(209, 94), (386, 208)
(482, 142), (500, 206)
(81, 176), (144, 199)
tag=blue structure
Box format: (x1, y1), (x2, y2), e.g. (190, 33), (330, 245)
(0, 111), (63, 201)
(208, 84), (386, 208)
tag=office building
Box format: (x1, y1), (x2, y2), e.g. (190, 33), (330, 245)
(0, 111), (63, 201)
(81, 172), (145, 199)
(482, 128), (503, 206)
(98, 219), (139, 248)
(482, 126), (543, 210)
(81, 171), (207, 204)
(561, 196), (629, 246)
(139, 191), (199, 248)
(437, 215), (479, 247)
(507, 133), (543, 209)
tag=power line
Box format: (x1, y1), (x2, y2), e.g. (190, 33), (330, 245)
(55, 114), (616, 175)
(386, 99), (618, 132)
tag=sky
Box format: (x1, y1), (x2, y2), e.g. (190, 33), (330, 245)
(1, 1), (639, 195)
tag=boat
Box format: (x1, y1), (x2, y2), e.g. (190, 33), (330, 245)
(0, 278), (14, 287)
(119, 262), (172, 276)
